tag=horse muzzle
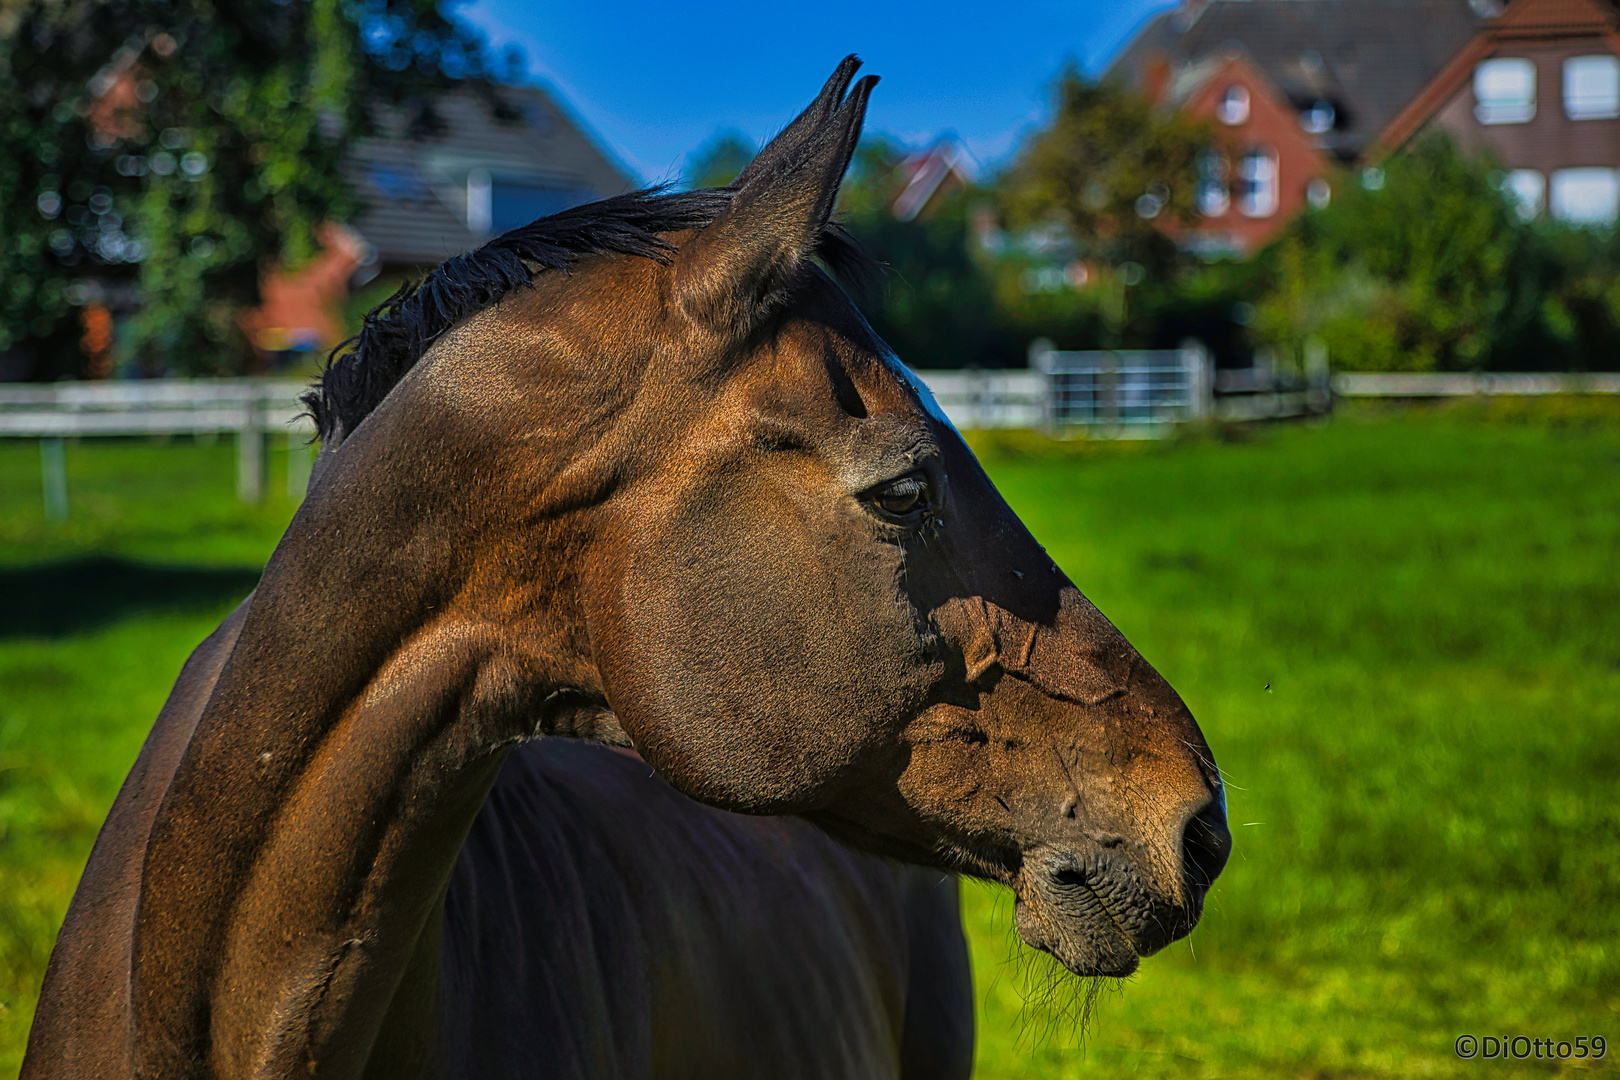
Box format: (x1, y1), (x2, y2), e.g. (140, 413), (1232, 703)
(1013, 794), (1231, 977)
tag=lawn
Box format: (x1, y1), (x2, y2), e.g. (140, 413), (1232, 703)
(2, 404), (1617, 1078)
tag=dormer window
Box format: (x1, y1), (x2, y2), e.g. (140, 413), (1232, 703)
(1217, 85), (1251, 125)
(1564, 55), (1620, 120)
(1300, 100), (1335, 135)
(1474, 58), (1536, 124)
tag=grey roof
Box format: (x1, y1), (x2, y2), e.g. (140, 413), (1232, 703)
(349, 86), (636, 269)
(1106, 0), (1491, 160)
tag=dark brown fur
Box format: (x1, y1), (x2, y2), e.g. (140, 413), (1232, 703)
(23, 57), (1228, 1079)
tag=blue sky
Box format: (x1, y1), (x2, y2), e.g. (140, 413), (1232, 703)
(455, 0), (1178, 184)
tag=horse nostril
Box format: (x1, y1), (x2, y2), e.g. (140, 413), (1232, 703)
(1179, 797), (1232, 897)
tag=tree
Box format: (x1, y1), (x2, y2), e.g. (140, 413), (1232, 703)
(684, 129), (754, 190)
(1251, 135), (1525, 372)
(999, 71), (1212, 278)
(0, 0), (500, 378)
(838, 138), (1019, 369)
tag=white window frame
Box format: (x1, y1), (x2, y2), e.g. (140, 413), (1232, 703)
(1238, 147), (1279, 218)
(1300, 100), (1335, 135)
(1563, 54), (1620, 120)
(1474, 57), (1537, 124)
(1196, 150), (1230, 217)
(1217, 84), (1251, 125)
(1504, 169), (1545, 221)
(1550, 167), (1620, 224)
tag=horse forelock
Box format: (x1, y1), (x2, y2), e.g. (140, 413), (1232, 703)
(302, 187), (877, 444)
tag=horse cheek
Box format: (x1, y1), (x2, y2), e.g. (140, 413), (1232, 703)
(586, 497), (888, 814)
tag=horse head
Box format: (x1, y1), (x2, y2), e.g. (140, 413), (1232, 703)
(370, 58), (1231, 977)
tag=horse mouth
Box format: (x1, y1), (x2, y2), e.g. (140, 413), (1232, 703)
(1013, 847), (1202, 978)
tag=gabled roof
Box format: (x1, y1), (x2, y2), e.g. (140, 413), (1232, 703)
(891, 141), (975, 221)
(1373, 0), (1620, 155)
(349, 86), (636, 268)
(1107, 0), (1489, 161)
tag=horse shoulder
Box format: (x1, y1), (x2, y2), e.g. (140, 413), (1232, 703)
(22, 599), (253, 1080)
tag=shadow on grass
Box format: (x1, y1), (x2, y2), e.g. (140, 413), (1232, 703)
(0, 556), (260, 639)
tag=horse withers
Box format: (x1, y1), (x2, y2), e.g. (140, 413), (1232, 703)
(24, 57), (1229, 1078)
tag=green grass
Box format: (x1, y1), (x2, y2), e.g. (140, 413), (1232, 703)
(2, 405), (1618, 1077)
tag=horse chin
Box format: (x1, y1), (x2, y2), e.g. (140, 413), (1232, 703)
(1013, 844), (1200, 978)
(1012, 887), (1141, 979)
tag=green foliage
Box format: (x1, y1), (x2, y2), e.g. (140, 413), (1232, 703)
(839, 139), (1018, 368)
(1251, 136), (1524, 371)
(999, 71), (1213, 275)
(1249, 135), (1620, 372)
(0, 0), (496, 378)
(684, 129), (753, 190)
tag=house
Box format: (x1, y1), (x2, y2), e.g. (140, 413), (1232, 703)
(1159, 51), (1338, 254)
(66, 71), (633, 374)
(247, 85), (634, 363)
(1107, 0), (1491, 250)
(1374, 0), (1620, 223)
(1111, 0), (1490, 163)
(346, 87), (633, 276)
(890, 140), (975, 222)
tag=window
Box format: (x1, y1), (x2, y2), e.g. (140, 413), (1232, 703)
(1300, 100), (1336, 135)
(366, 163), (431, 201)
(490, 179), (594, 234)
(1474, 58), (1536, 124)
(1196, 150), (1230, 216)
(1216, 84), (1250, 125)
(468, 170), (595, 235)
(1564, 55), (1620, 119)
(1503, 169), (1545, 220)
(1550, 168), (1620, 224)
(1238, 147), (1279, 217)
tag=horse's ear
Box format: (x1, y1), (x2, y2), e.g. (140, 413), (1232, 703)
(728, 55), (863, 190)
(673, 66), (877, 336)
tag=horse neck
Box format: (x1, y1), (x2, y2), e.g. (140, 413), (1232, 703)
(130, 400), (594, 1080)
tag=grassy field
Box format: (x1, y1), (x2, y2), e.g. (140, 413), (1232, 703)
(2, 404), (1617, 1077)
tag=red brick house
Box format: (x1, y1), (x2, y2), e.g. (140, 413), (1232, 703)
(1375, 0), (1620, 223)
(1159, 52), (1338, 254)
(1109, 0), (1490, 251)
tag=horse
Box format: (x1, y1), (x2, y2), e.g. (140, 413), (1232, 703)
(22, 56), (1230, 1079)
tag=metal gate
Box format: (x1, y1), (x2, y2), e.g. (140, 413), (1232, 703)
(1033, 344), (1212, 431)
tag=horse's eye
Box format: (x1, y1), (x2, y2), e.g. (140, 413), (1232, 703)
(873, 474), (928, 517)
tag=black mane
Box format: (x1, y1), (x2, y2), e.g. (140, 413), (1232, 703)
(304, 187), (873, 441)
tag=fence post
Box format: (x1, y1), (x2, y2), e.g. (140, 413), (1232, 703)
(1029, 338), (1057, 431)
(41, 437), (68, 521)
(237, 408), (265, 502)
(1180, 338), (1213, 421)
(287, 430), (313, 500)
(1305, 338), (1331, 414)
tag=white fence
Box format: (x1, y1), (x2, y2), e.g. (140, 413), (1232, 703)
(5, 366), (1618, 518)
(1332, 372), (1620, 397)
(0, 379), (314, 516)
(909, 369), (1047, 429)
(915, 342), (1216, 433)
(915, 359), (1619, 433)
